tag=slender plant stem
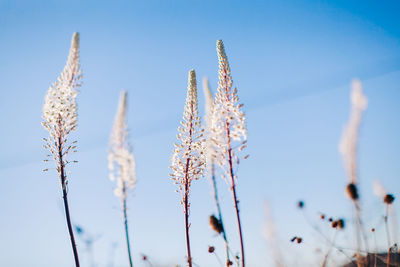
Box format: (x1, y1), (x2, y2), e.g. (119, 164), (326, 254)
(211, 162), (231, 266)
(373, 230), (378, 267)
(226, 123), (245, 267)
(353, 201), (369, 267)
(184, 158), (193, 267)
(122, 192), (133, 267)
(58, 123), (80, 267)
(384, 205), (391, 267)
(322, 231), (338, 267)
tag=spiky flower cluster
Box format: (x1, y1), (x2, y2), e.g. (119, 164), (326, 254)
(339, 79), (368, 184)
(42, 32), (81, 170)
(170, 70), (205, 205)
(210, 40), (247, 180)
(108, 91), (136, 200)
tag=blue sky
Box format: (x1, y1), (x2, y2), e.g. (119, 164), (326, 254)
(0, 1), (400, 266)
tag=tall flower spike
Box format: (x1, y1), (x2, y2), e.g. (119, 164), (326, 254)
(211, 40), (247, 172)
(170, 70), (205, 267)
(41, 32), (82, 267)
(211, 40), (247, 267)
(108, 91), (136, 199)
(339, 79), (367, 184)
(108, 90), (136, 267)
(171, 70), (205, 201)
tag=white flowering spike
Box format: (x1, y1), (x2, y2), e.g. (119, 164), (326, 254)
(41, 32), (82, 267)
(170, 70), (205, 204)
(108, 91), (136, 200)
(202, 77), (216, 172)
(211, 40), (247, 180)
(42, 32), (81, 165)
(339, 79), (368, 184)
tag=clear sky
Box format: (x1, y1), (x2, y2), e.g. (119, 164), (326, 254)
(0, 0), (400, 266)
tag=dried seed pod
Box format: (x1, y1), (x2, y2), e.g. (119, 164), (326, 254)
(346, 183), (359, 200)
(384, 194), (395, 205)
(209, 215), (223, 234)
(337, 219), (345, 229)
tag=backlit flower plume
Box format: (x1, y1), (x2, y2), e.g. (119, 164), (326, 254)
(211, 40), (247, 180)
(339, 79), (368, 184)
(170, 70), (205, 267)
(211, 39), (247, 267)
(42, 32), (82, 163)
(41, 32), (82, 267)
(108, 91), (136, 200)
(170, 70), (205, 203)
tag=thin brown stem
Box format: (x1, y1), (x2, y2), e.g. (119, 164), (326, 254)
(122, 193), (133, 267)
(226, 124), (245, 267)
(184, 158), (193, 267)
(57, 117), (80, 267)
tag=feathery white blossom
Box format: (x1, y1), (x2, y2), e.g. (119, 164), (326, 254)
(108, 91), (136, 200)
(41, 32), (82, 267)
(170, 70), (205, 204)
(42, 32), (81, 165)
(202, 77), (216, 173)
(339, 79), (368, 184)
(210, 40), (247, 180)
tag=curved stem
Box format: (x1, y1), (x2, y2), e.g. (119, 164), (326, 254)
(58, 127), (80, 267)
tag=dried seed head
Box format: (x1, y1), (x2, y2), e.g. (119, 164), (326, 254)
(346, 183), (359, 200)
(208, 246), (215, 253)
(371, 228), (375, 232)
(320, 214), (326, 220)
(227, 260), (233, 266)
(337, 219), (345, 229)
(209, 215), (223, 234)
(384, 194), (395, 205)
